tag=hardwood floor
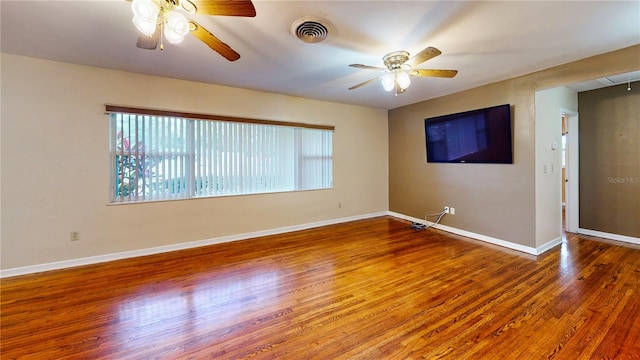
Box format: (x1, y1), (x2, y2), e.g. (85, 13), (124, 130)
(2, 216), (639, 359)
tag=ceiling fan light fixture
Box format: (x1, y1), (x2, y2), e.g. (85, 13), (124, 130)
(133, 16), (157, 37)
(131, 0), (159, 37)
(381, 74), (395, 92)
(163, 11), (189, 44)
(130, 0), (255, 60)
(178, 0), (197, 14)
(132, 0), (159, 20)
(397, 71), (411, 90)
(348, 46), (457, 95)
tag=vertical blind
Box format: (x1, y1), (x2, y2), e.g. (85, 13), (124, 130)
(109, 111), (333, 203)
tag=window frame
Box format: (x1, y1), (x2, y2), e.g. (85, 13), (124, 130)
(106, 105), (334, 204)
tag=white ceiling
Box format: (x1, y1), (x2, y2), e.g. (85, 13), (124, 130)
(1, 0), (639, 110)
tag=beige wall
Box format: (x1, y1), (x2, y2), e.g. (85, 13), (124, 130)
(0, 54), (389, 270)
(389, 45), (640, 249)
(578, 82), (640, 237)
(389, 78), (537, 246)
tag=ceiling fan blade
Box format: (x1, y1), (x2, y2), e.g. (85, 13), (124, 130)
(193, 0), (256, 17)
(189, 20), (241, 61)
(349, 64), (386, 71)
(408, 46), (441, 67)
(136, 26), (160, 50)
(348, 77), (380, 90)
(410, 69), (458, 78)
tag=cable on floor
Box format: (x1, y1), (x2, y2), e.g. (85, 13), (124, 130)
(411, 209), (446, 230)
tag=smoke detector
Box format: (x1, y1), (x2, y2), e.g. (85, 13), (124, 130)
(291, 16), (333, 43)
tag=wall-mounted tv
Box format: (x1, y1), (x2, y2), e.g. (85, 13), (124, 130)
(424, 104), (513, 164)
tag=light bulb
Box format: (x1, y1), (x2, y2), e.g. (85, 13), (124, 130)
(381, 73), (395, 92)
(131, 0), (159, 36)
(164, 11), (190, 44)
(397, 71), (411, 90)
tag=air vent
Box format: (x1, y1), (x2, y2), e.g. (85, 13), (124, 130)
(291, 16), (333, 43)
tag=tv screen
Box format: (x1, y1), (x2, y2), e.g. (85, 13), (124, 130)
(424, 104), (513, 164)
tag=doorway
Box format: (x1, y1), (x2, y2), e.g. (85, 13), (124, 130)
(562, 109), (579, 234)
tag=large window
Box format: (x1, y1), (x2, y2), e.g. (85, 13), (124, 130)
(108, 106), (333, 203)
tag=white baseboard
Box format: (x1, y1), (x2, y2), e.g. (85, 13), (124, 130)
(0, 211), (388, 278)
(578, 228), (640, 245)
(536, 237), (564, 254)
(388, 211), (560, 256)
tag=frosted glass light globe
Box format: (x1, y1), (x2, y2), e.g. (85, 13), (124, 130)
(131, 0), (159, 36)
(164, 11), (190, 44)
(397, 71), (411, 90)
(381, 73), (395, 92)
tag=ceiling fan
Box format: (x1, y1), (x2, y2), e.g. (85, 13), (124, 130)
(130, 0), (256, 61)
(348, 47), (458, 96)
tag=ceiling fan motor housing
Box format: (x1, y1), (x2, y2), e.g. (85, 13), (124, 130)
(383, 51), (410, 70)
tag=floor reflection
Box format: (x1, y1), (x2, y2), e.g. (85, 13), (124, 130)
(114, 268), (282, 353)
(559, 240), (575, 277)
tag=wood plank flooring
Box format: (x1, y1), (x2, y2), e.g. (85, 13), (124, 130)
(2, 216), (639, 359)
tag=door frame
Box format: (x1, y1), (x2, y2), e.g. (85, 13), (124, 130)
(562, 109), (579, 233)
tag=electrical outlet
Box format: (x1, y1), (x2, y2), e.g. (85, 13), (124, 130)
(450, 207), (456, 215)
(70, 231), (80, 241)
(444, 206), (450, 214)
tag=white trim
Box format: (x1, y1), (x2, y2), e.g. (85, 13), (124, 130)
(578, 228), (640, 245)
(537, 237), (564, 254)
(0, 212), (387, 278)
(388, 211), (560, 255)
(563, 110), (579, 233)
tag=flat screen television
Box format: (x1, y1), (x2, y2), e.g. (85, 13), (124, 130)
(424, 104), (513, 164)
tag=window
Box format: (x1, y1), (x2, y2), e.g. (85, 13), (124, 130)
(108, 106), (333, 203)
